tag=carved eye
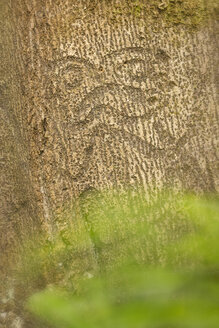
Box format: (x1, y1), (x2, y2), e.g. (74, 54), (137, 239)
(61, 63), (85, 90)
(115, 59), (146, 82)
(59, 56), (96, 91)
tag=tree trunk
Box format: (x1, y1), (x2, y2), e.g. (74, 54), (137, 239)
(1, 0), (218, 258)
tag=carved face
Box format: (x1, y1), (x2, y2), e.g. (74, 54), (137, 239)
(33, 4), (215, 206)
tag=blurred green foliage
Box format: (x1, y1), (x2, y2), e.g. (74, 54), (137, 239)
(15, 188), (219, 327)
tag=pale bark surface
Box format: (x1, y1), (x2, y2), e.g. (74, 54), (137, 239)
(1, 0), (219, 265)
(14, 1), (218, 213)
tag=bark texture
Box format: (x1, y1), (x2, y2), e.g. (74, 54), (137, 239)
(0, 0), (39, 270)
(1, 0), (219, 257)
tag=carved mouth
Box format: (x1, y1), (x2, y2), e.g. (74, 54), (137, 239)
(57, 81), (180, 155)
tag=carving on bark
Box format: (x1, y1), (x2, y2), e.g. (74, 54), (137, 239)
(0, 0), (218, 259)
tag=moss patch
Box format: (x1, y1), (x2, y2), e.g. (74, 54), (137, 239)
(163, 0), (207, 27)
(107, 0), (218, 29)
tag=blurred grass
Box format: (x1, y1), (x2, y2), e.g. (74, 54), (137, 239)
(14, 188), (219, 328)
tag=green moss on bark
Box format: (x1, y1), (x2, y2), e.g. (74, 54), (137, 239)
(162, 0), (217, 27)
(108, 0), (218, 28)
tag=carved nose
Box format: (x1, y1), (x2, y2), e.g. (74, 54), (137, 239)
(73, 84), (148, 123)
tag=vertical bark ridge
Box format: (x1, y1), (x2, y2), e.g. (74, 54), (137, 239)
(0, 0), (40, 269)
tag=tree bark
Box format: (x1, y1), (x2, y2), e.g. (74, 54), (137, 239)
(0, 0), (40, 270)
(1, 0), (218, 257)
